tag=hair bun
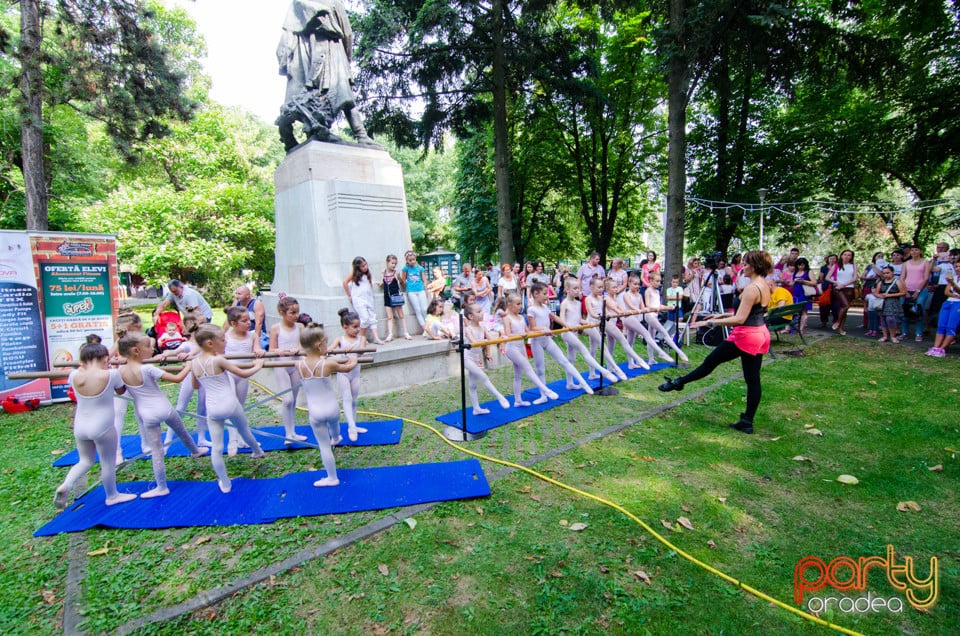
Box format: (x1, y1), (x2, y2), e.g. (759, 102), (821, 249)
(337, 308), (349, 317)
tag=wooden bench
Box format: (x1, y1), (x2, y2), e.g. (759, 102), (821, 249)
(765, 302), (808, 356)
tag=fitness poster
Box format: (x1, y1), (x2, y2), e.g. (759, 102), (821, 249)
(0, 231), (50, 402)
(40, 260), (114, 400)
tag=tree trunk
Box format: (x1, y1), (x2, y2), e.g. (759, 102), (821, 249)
(491, 0), (515, 263)
(664, 0), (688, 280)
(20, 0), (47, 231)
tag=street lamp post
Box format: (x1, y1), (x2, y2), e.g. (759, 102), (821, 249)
(758, 188), (769, 251)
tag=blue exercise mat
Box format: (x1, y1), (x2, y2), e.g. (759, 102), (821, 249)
(436, 361), (672, 434)
(52, 420), (403, 467)
(34, 459), (490, 536)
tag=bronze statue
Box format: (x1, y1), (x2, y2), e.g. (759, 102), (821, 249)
(276, 0), (383, 152)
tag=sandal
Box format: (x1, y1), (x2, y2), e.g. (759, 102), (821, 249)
(891, 337), (901, 344)
(878, 337), (888, 343)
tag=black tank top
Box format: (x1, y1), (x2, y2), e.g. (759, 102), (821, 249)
(743, 283), (768, 326)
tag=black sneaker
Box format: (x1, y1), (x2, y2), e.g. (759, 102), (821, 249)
(658, 377), (684, 392)
(729, 419), (754, 434)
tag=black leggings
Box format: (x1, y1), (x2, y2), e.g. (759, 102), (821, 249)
(679, 340), (763, 422)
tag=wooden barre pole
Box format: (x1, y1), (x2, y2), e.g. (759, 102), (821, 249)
(53, 347), (379, 368)
(467, 322), (600, 348)
(10, 357), (378, 380)
(9, 366), (186, 380)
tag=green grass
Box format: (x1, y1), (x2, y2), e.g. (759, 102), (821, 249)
(1, 336), (957, 634)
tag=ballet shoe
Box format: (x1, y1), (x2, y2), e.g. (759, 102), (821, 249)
(290, 433), (308, 442)
(532, 396), (549, 405)
(105, 492), (138, 506)
(404, 333), (412, 340)
(602, 371), (619, 384)
(472, 407), (491, 415)
(54, 487), (69, 510)
(348, 428), (359, 442)
(227, 440), (238, 457)
(587, 373), (600, 380)
(313, 476), (340, 487)
(580, 382), (594, 395)
(514, 399), (531, 408)
(729, 415), (754, 434)
(628, 361), (641, 370)
(331, 435), (343, 446)
(218, 478), (232, 494)
(565, 383), (577, 390)
(140, 486), (170, 499)
(197, 437), (213, 448)
(251, 449), (265, 459)
(115, 450), (125, 465)
(374, 339), (386, 345)
(545, 389), (559, 400)
(237, 440), (250, 449)
(498, 397), (510, 409)
(191, 447), (210, 459)
(614, 368), (629, 381)
(657, 376), (684, 392)
(384, 335), (394, 343)
(678, 352), (689, 363)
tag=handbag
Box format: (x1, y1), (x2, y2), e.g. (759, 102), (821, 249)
(866, 294), (883, 312)
(389, 292), (406, 306)
(816, 287), (832, 307)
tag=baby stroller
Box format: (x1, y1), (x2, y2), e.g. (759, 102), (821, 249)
(149, 311), (187, 355)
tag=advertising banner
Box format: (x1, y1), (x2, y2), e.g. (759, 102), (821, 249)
(0, 231), (51, 402)
(32, 234), (119, 401)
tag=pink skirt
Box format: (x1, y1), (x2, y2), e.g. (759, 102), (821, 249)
(727, 325), (770, 356)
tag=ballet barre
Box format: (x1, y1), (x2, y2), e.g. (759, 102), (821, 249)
(9, 356), (375, 380)
(465, 322), (600, 348)
(52, 348), (378, 368)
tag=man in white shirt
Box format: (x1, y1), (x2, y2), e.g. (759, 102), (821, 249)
(155, 279), (213, 322)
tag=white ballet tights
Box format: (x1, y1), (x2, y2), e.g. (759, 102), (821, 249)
(504, 344), (557, 404)
(464, 355), (509, 412)
(622, 315), (673, 362)
(308, 417), (338, 485)
(604, 320), (648, 368)
(586, 327), (621, 375)
(561, 332), (618, 384)
(57, 428), (123, 502)
(644, 313), (688, 361)
(531, 337), (593, 393)
(273, 366), (302, 439)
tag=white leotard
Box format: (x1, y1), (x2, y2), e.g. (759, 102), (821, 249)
(562, 301), (583, 327)
(71, 369), (124, 440)
(124, 365), (176, 426)
(276, 322), (301, 356)
(298, 359), (340, 424)
(192, 358), (241, 421)
(336, 334), (363, 380)
(463, 324), (486, 365)
(504, 313), (527, 354)
(225, 330), (255, 356)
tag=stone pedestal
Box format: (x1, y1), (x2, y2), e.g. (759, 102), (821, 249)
(263, 141), (414, 337)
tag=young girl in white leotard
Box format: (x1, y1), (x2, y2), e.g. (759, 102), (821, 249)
(527, 282), (594, 395)
(596, 278), (649, 370)
(110, 313), (152, 463)
(501, 293), (559, 407)
(166, 313), (210, 449)
(298, 323), (359, 487)
(461, 303), (511, 415)
(640, 273), (689, 363)
(191, 325), (266, 493)
(224, 307), (264, 456)
(582, 279), (630, 381)
(269, 296), (308, 445)
(343, 256), (386, 345)
(558, 279), (620, 387)
(117, 334), (208, 499)
(618, 275), (676, 366)
(330, 308), (369, 442)
(54, 343), (138, 510)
